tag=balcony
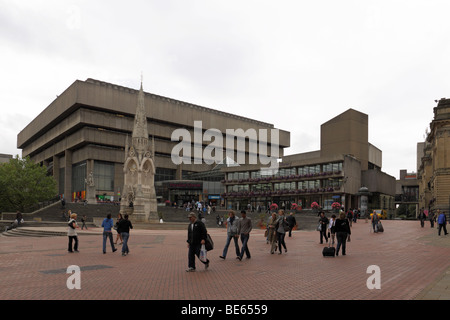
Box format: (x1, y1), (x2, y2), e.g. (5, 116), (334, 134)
(395, 194), (419, 203)
(221, 186), (342, 198)
(222, 171), (343, 184)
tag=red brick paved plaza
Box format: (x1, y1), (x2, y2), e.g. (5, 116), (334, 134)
(0, 219), (449, 302)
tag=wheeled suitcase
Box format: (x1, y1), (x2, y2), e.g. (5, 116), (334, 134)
(322, 240), (335, 257)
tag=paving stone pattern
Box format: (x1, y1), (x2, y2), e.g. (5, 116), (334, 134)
(0, 220), (449, 300)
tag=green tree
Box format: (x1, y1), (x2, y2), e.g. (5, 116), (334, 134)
(395, 203), (416, 219)
(0, 156), (57, 212)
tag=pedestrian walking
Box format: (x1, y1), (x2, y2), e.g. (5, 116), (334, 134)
(265, 213), (272, 243)
(66, 209), (72, 221)
(371, 210), (380, 233)
(67, 213), (80, 253)
(286, 212), (297, 237)
(276, 210), (288, 254)
(318, 211), (329, 244)
(335, 211), (351, 256)
(81, 215), (88, 230)
(418, 209), (426, 228)
(114, 213), (123, 245)
(437, 210), (449, 236)
(117, 214), (133, 256)
(267, 212), (278, 254)
(347, 209), (353, 227)
(328, 214), (336, 245)
(219, 211), (240, 259)
(102, 214), (117, 254)
(186, 212), (210, 272)
(237, 210), (252, 261)
(352, 208), (359, 223)
(429, 211), (435, 228)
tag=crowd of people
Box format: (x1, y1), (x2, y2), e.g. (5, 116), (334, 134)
(187, 209), (254, 272)
(316, 210), (352, 256)
(185, 208), (356, 271)
(183, 200), (217, 215)
(66, 211), (133, 256)
(59, 204), (448, 273)
(418, 209), (449, 235)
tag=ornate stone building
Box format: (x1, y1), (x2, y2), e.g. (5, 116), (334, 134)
(418, 98), (450, 213)
(120, 81), (158, 222)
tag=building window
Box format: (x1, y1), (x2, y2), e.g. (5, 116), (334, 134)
(332, 162), (342, 172)
(94, 161), (115, 192)
(251, 183), (271, 191)
(155, 168), (176, 182)
(251, 171), (261, 179)
(182, 171), (195, 179)
(238, 172), (249, 180)
(323, 162), (342, 173)
(323, 197), (335, 210)
(227, 171), (249, 181)
(273, 182), (296, 190)
(72, 161), (87, 193)
(323, 178), (342, 188)
(323, 163), (332, 173)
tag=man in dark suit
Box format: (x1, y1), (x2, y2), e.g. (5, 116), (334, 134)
(186, 212), (210, 272)
(286, 212), (297, 237)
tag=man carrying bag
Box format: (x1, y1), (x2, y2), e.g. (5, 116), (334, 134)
(186, 212), (210, 272)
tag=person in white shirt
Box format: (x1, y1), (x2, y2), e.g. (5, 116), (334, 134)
(328, 214), (336, 245)
(67, 213), (80, 253)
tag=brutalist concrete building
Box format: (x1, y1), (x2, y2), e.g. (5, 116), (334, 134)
(221, 109), (396, 215)
(17, 78), (290, 203)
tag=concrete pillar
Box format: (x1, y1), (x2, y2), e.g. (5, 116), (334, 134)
(358, 187), (370, 218)
(176, 163), (183, 180)
(53, 155), (60, 195)
(64, 150), (73, 202)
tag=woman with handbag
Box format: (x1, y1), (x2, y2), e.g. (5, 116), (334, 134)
(275, 210), (288, 254)
(267, 212), (278, 254)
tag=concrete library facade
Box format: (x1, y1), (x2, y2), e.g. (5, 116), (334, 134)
(221, 109), (396, 216)
(17, 78), (290, 204)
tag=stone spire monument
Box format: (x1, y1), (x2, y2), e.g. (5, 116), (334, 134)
(120, 79), (158, 222)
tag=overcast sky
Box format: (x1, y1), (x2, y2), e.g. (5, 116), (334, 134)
(1, 0), (449, 179)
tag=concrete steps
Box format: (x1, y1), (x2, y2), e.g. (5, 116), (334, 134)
(1, 221), (98, 238)
(0, 209), (324, 238)
(2, 228), (67, 237)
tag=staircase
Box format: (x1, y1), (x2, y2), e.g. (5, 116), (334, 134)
(2, 228), (67, 237)
(1, 221), (97, 238)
